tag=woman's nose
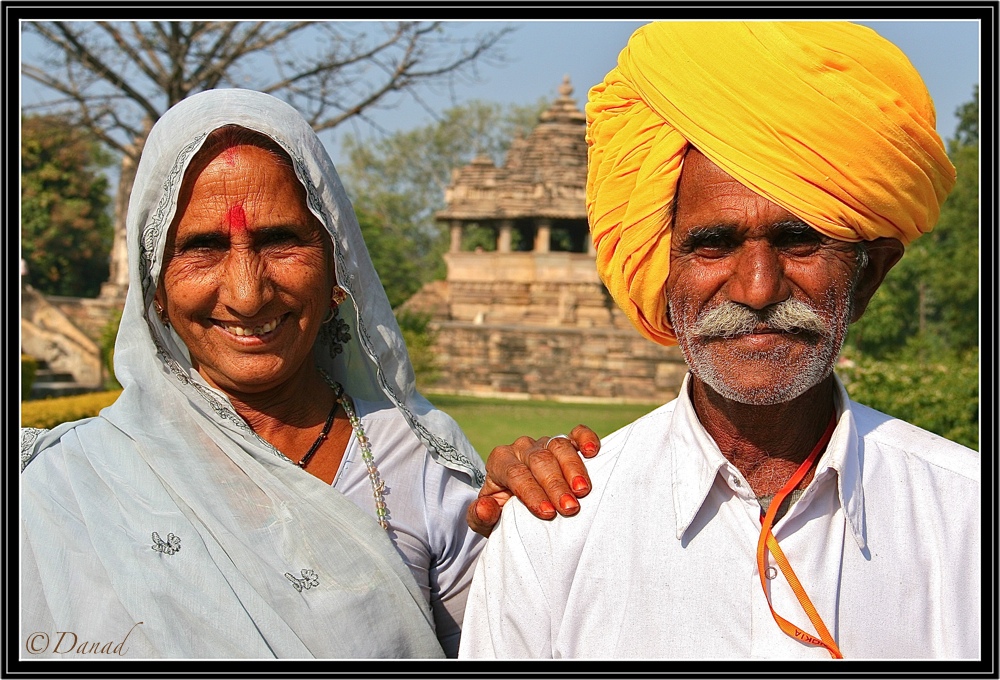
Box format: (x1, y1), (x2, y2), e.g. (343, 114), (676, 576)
(221, 249), (272, 316)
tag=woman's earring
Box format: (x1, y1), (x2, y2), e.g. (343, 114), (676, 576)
(323, 287), (351, 356)
(153, 300), (170, 327)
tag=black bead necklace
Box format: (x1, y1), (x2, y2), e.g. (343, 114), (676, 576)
(296, 398), (340, 469)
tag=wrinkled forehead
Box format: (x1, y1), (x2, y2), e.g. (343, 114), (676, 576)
(171, 141), (310, 230)
(673, 148), (811, 235)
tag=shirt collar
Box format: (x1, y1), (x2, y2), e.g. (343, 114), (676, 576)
(669, 373), (867, 551)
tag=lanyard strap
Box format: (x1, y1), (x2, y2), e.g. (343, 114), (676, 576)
(755, 413), (843, 659)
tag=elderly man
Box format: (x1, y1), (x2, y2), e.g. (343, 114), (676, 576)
(459, 22), (979, 660)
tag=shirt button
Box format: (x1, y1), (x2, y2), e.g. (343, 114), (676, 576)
(765, 567), (778, 580)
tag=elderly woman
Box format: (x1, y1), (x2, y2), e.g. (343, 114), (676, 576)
(20, 89), (586, 659)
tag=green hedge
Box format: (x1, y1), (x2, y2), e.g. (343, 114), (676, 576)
(20, 390), (122, 430)
(838, 346), (978, 451)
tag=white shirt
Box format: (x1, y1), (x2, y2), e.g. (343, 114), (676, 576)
(459, 375), (980, 659)
(336, 398), (485, 657)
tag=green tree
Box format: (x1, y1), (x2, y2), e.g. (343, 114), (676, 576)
(924, 87), (979, 352)
(21, 114), (114, 297)
(341, 98), (547, 300)
(396, 310), (440, 389)
(355, 206), (427, 309)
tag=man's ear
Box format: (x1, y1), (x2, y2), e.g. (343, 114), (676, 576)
(850, 237), (905, 322)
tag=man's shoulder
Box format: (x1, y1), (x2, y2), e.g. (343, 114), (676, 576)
(542, 399), (679, 492)
(850, 399), (979, 481)
(598, 399), (679, 459)
(502, 399), (679, 537)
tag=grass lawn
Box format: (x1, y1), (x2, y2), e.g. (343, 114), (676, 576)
(425, 393), (660, 461)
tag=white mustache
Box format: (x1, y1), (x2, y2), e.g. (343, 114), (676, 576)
(690, 299), (830, 338)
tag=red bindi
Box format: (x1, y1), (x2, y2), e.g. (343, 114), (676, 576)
(224, 204), (248, 233)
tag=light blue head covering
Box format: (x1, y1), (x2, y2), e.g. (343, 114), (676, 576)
(122, 87), (484, 485)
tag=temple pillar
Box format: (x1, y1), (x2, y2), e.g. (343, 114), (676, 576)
(534, 219), (551, 253)
(498, 220), (513, 253)
(450, 221), (464, 253)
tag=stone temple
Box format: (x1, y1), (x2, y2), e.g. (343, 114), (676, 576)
(403, 77), (686, 403)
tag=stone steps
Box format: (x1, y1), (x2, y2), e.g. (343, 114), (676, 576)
(28, 360), (99, 400)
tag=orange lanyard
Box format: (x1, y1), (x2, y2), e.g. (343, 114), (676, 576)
(756, 413), (843, 659)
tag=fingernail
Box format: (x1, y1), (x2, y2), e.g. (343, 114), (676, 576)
(582, 442), (597, 455)
(571, 476), (590, 494)
(539, 501), (556, 516)
(559, 493), (579, 514)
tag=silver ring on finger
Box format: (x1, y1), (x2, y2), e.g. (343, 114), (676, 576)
(547, 434), (571, 447)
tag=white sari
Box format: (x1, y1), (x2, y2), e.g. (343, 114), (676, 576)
(20, 89), (485, 659)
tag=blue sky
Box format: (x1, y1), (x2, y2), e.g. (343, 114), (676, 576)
(19, 19), (981, 168)
(324, 19), (981, 166)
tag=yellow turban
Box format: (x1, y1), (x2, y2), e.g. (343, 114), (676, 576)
(586, 21), (956, 346)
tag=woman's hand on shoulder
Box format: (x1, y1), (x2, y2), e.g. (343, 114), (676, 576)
(466, 424), (601, 537)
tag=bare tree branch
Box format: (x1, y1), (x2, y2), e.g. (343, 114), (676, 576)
(21, 19), (515, 292)
(97, 22), (163, 87)
(24, 20), (513, 149)
(49, 22), (161, 121)
(193, 22), (315, 91)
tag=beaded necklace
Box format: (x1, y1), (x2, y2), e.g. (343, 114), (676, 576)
(318, 370), (390, 531)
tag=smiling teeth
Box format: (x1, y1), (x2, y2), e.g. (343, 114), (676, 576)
(225, 318), (279, 336)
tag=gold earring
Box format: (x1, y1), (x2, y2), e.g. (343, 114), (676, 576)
(331, 286), (348, 306)
(153, 300), (169, 326)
